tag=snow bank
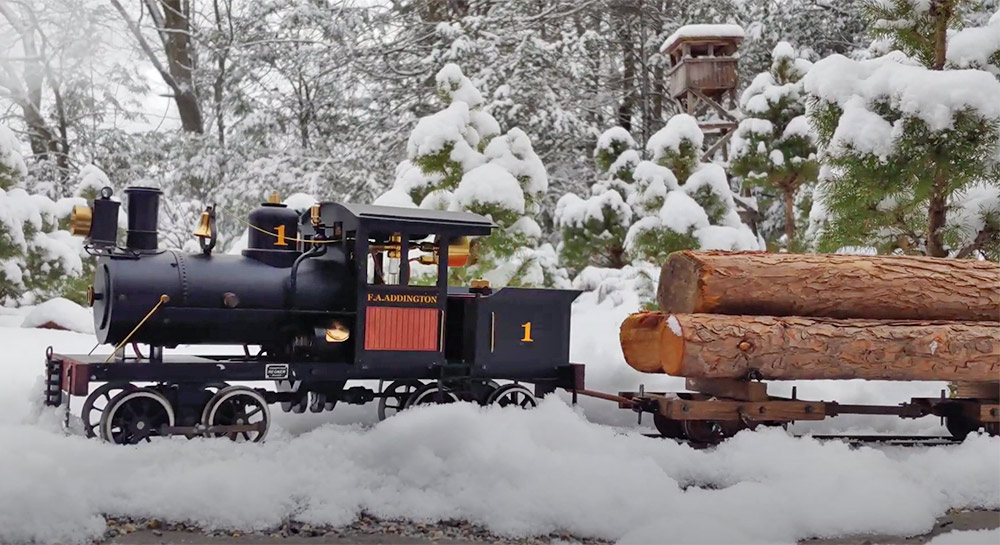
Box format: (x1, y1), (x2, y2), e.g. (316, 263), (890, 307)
(5, 398), (996, 545)
(21, 298), (94, 334)
(661, 24), (745, 53)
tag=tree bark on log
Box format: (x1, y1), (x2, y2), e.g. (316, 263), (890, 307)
(658, 251), (1000, 321)
(620, 312), (1000, 382)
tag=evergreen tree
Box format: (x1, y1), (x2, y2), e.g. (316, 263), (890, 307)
(557, 117), (758, 277)
(626, 115), (757, 264)
(0, 124), (84, 305)
(555, 128), (636, 273)
(378, 64), (566, 288)
(805, 1), (1000, 259)
(731, 42), (819, 250)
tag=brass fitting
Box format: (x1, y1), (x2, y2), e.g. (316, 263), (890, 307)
(69, 205), (93, 237)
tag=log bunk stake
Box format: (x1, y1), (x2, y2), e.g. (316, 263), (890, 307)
(617, 251), (1000, 443)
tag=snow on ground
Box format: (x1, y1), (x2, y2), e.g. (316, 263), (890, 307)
(2, 299), (998, 544)
(20, 297), (94, 334)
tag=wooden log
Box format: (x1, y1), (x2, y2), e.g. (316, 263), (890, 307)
(619, 312), (1000, 382)
(658, 251), (1000, 321)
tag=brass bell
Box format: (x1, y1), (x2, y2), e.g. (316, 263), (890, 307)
(193, 210), (213, 239)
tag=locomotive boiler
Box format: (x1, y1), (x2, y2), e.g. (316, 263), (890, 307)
(45, 186), (584, 444)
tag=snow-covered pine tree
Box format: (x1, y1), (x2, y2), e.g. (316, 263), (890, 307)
(555, 118), (758, 307)
(377, 64), (566, 288)
(947, 4), (1000, 77)
(731, 41), (819, 251)
(804, 1), (1000, 259)
(626, 114), (758, 264)
(0, 124), (84, 305)
(555, 127), (635, 273)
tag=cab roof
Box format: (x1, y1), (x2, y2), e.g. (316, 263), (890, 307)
(320, 202), (496, 236)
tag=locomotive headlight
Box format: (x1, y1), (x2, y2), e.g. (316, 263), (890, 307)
(325, 321), (350, 343)
(69, 205), (93, 237)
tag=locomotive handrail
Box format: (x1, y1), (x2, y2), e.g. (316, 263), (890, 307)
(104, 294), (170, 363)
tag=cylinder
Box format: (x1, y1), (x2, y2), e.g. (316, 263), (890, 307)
(124, 187), (162, 252)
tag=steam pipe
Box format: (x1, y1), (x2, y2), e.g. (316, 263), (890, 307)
(287, 241), (327, 308)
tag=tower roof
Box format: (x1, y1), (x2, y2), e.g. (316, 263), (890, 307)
(661, 24), (745, 55)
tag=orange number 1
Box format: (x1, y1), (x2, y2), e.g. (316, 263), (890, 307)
(521, 322), (534, 342)
(274, 224), (288, 246)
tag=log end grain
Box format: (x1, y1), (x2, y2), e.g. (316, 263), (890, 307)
(620, 312), (668, 373)
(658, 251), (704, 314)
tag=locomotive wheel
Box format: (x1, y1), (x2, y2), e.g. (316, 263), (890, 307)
(486, 384), (537, 409)
(681, 420), (744, 445)
(405, 383), (458, 407)
(652, 414), (685, 439)
(203, 386), (270, 443)
(377, 380), (423, 421)
(275, 380), (307, 413)
(81, 382), (136, 438)
(100, 388), (175, 445)
(309, 392), (331, 413)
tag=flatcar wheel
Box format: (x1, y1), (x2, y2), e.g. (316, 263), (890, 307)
(986, 422), (999, 437)
(100, 388), (175, 445)
(486, 384), (537, 409)
(377, 380), (423, 421)
(681, 420), (743, 445)
(204, 386), (270, 443)
(81, 382), (136, 438)
(652, 414), (685, 439)
(946, 415), (980, 441)
(405, 383), (458, 408)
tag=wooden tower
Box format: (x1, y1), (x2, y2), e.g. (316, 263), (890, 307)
(662, 25), (744, 161)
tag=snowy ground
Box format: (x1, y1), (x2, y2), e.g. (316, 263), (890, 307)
(1, 296), (998, 544)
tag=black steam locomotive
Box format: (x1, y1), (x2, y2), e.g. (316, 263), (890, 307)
(43, 186), (583, 444)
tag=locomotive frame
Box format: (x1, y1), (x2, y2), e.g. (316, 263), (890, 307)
(44, 188), (585, 444)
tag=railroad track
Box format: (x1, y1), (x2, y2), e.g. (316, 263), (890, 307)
(642, 433), (961, 448)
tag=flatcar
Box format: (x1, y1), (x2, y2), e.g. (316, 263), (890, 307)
(43, 186), (584, 444)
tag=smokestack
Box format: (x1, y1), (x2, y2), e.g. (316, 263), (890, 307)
(124, 186), (162, 251)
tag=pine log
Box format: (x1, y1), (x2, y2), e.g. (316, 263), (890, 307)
(619, 311), (1000, 382)
(658, 251), (1000, 321)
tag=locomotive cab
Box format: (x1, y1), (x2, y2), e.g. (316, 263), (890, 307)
(306, 203), (495, 373)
